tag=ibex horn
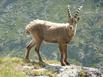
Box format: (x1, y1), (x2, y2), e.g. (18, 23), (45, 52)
(67, 5), (72, 18)
(74, 6), (83, 18)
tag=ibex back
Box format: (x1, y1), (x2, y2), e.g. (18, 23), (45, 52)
(25, 5), (82, 66)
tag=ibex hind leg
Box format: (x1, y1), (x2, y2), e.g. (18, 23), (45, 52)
(35, 41), (46, 67)
(25, 40), (35, 63)
(34, 41), (42, 61)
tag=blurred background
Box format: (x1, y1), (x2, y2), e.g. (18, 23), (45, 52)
(0, 0), (103, 68)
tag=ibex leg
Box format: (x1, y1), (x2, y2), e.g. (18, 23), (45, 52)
(25, 40), (35, 62)
(59, 44), (67, 66)
(35, 41), (43, 62)
(64, 44), (70, 65)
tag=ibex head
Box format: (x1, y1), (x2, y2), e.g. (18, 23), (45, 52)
(67, 5), (83, 25)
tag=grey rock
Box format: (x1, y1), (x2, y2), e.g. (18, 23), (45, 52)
(23, 64), (103, 77)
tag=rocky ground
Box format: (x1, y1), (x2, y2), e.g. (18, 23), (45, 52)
(0, 57), (102, 77)
(22, 63), (103, 77)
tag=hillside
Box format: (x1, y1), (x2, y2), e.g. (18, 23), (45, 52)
(0, 0), (103, 69)
(0, 57), (103, 77)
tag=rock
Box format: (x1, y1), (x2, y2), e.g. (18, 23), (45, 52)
(58, 65), (81, 77)
(22, 64), (103, 77)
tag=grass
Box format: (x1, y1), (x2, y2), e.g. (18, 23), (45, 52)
(0, 57), (59, 77)
(32, 69), (57, 77)
(0, 63), (26, 77)
(0, 57), (26, 77)
(45, 60), (60, 64)
(79, 70), (87, 77)
(0, 57), (23, 64)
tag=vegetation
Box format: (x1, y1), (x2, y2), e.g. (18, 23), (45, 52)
(32, 69), (57, 77)
(0, 57), (23, 64)
(0, 57), (59, 77)
(0, 0), (103, 68)
(79, 70), (87, 77)
(0, 57), (26, 77)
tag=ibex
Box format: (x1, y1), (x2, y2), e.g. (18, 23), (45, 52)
(25, 5), (82, 66)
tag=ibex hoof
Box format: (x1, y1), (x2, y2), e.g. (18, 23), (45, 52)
(61, 62), (70, 66)
(61, 62), (66, 66)
(24, 58), (30, 63)
(39, 61), (46, 67)
(66, 62), (70, 65)
(61, 64), (66, 66)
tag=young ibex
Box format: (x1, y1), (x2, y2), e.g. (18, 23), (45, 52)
(25, 5), (82, 66)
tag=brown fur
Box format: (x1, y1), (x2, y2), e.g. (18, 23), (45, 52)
(25, 5), (82, 66)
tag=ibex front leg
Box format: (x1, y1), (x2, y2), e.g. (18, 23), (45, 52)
(64, 44), (70, 65)
(59, 43), (70, 66)
(25, 40), (35, 62)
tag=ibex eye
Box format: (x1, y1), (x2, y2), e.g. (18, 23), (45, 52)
(70, 26), (73, 29)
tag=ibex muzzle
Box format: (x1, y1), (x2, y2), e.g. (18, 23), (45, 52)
(25, 5), (82, 66)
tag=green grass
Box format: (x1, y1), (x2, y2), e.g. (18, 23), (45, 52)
(0, 57), (26, 77)
(79, 70), (86, 77)
(0, 57), (23, 64)
(0, 57), (59, 77)
(32, 69), (57, 77)
(0, 63), (26, 77)
(45, 60), (60, 64)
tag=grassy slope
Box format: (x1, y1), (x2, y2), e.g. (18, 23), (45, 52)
(0, 57), (101, 77)
(0, 57), (26, 77)
(0, 57), (60, 77)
